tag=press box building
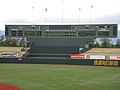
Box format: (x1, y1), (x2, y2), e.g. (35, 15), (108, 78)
(5, 24), (117, 54)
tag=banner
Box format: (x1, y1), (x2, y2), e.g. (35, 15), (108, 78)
(110, 56), (120, 60)
(94, 60), (118, 66)
(90, 55), (105, 59)
(2, 54), (18, 58)
(71, 54), (86, 59)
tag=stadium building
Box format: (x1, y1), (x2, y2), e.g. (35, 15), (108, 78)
(2, 24), (120, 66)
(5, 24), (117, 54)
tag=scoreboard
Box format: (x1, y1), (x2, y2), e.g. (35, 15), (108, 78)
(5, 24), (117, 38)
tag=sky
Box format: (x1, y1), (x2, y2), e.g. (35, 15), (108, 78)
(0, 0), (120, 30)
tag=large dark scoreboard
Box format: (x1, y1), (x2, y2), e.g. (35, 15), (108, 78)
(5, 24), (117, 38)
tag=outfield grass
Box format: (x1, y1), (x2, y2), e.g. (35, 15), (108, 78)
(0, 64), (120, 90)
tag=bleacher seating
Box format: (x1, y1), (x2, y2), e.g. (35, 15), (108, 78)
(0, 47), (29, 58)
(82, 48), (120, 59)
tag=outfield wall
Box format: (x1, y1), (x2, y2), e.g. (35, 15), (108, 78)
(0, 58), (119, 67)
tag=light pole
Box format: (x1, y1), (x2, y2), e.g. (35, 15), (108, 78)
(45, 8), (47, 25)
(32, 6), (35, 25)
(90, 5), (93, 23)
(62, 0), (64, 24)
(78, 8), (81, 23)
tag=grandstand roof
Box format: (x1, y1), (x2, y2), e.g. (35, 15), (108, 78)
(0, 47), (27, 58)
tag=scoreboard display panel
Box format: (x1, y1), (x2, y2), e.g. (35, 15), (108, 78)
(5, 24), (117, 38)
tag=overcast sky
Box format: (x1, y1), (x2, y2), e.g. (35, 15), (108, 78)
(0, 0), (120, 30)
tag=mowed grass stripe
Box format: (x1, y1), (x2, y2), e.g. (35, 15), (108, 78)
(0, 64), (120, 90)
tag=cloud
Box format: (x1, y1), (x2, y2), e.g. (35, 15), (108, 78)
(2, 11), (120, 27)
(3, 19), (31, 24)
(94, 12), (120, 24)
(3, 11), (120, 24)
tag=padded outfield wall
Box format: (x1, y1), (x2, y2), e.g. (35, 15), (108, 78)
(0, 58), (119, 67)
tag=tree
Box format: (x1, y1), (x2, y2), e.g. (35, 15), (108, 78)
(8, 38), (17, 46)
(0, 35), (32, 47)
(17, 37), (28, 47)
(89, 42), (95, 48)
(26, 41), (34, 47)
(94, 42), (100, 48)
(3, 37), (10, 46)
(0, 37), (18, 47)
(0, 35), (5, 46)
(100, 38), (111, 48)
(116, 39), (120, 48)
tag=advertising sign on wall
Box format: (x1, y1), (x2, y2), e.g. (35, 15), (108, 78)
(2, 54), (18, 58)
(71, 54), (86, 59)
(110, 56), (120, 60)
(94, 60), (118, 66)
(90, 55), (105, 59)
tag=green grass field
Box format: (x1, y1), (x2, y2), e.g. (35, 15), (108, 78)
(0, 64), (120, 90)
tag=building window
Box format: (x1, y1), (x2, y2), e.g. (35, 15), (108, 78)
(36, 31), (42, 36)
(5, 27), (9, 36)
(113, 26), (117, 36)
(44, 31), (76, 37)
(98, 31), (109, 37)
(78, 31), (96, 37)
(49, 25), (71, 30)
(24, 31), (42, 36)
(25, 31), (35, 36)
(32, 25), (35, 29)
(18, 31), (23, 36)
(11, 31), (17, 36)
(99, 25), (104, 28)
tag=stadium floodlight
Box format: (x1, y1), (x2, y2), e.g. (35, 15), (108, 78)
(90, 5), (93, 23)
(32, 6), (35, 25)
(61, 0), (64, 24)
(78, 8), (81, 23)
